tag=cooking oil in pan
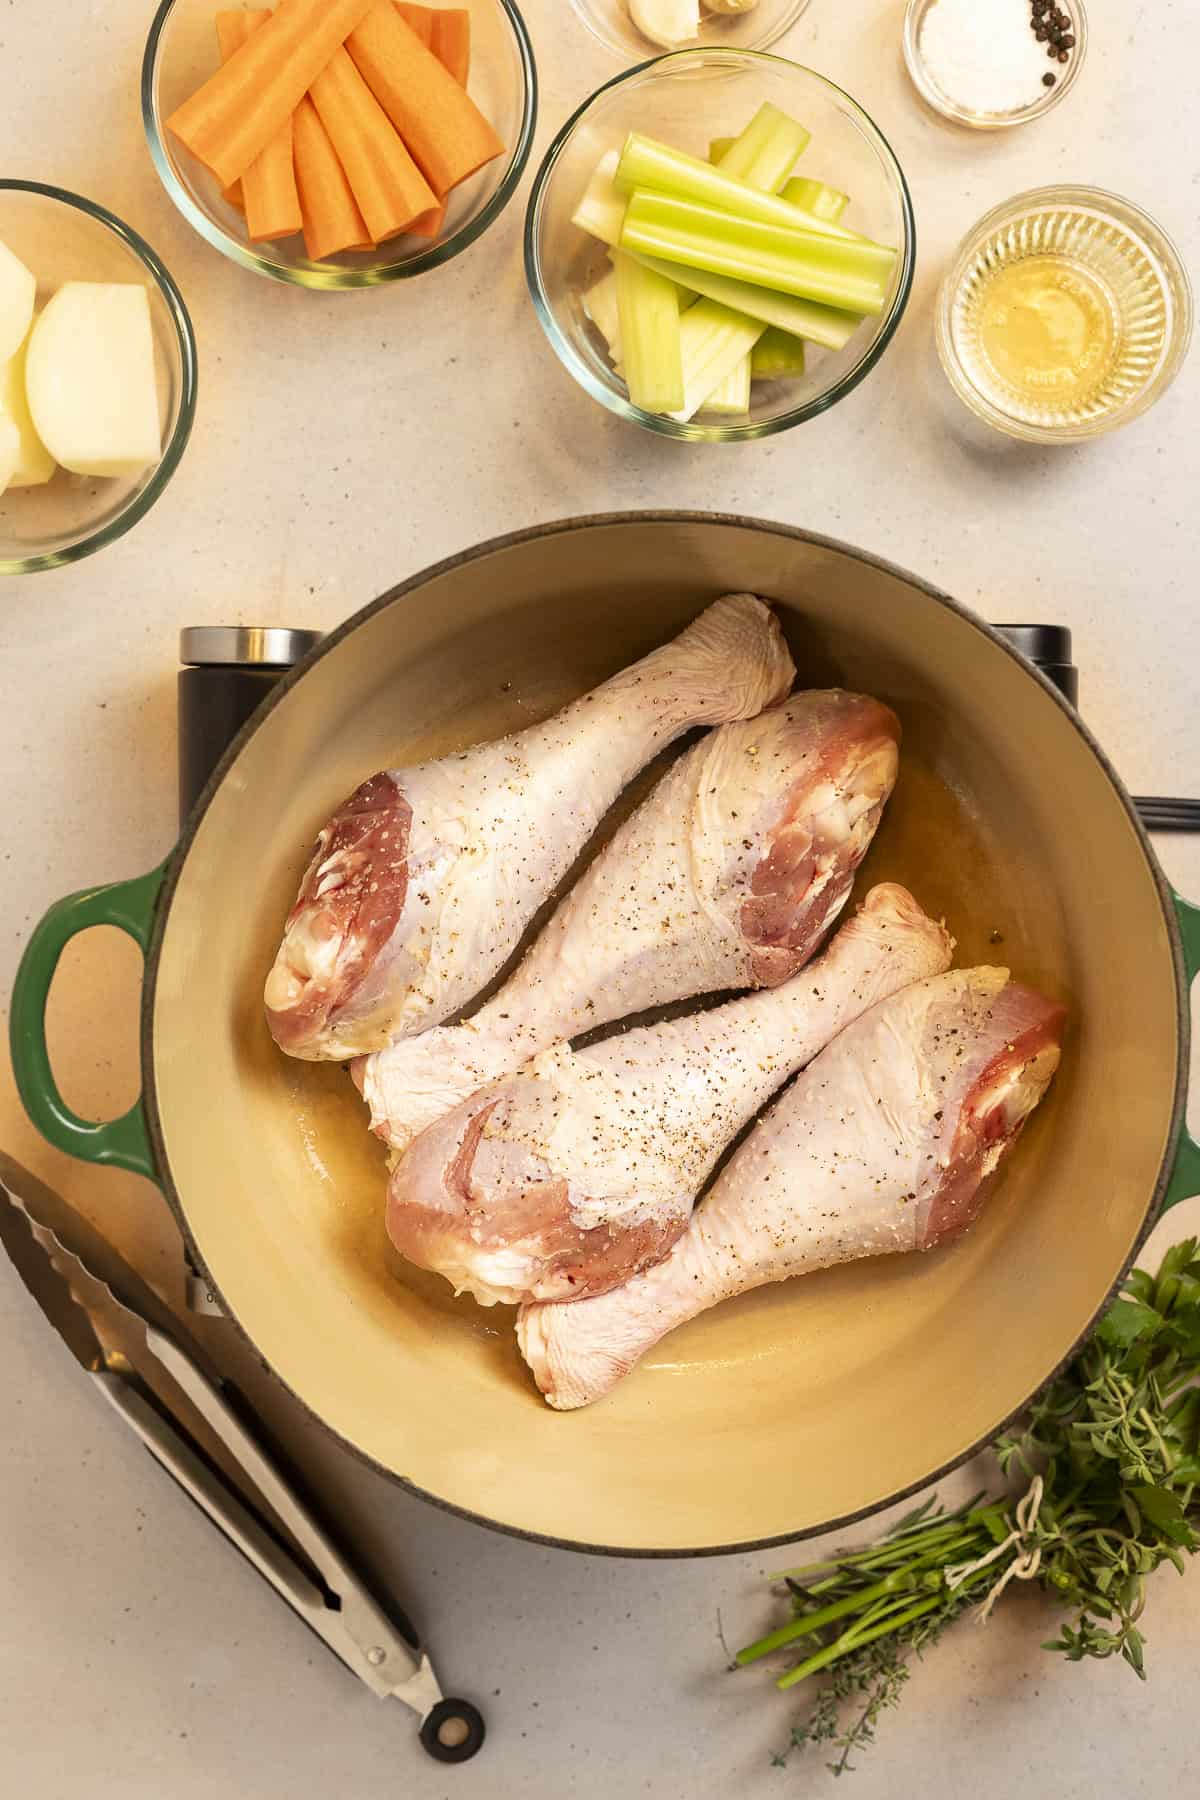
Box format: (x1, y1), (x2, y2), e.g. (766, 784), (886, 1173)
(947, 197), (1174, 434)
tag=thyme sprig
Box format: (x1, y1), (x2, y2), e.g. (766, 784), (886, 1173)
(737, 1238), (1200, 1773)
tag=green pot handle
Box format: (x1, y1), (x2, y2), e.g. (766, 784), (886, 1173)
(8, 863), (168, 1184)
(1163, 892), (1200, 1213)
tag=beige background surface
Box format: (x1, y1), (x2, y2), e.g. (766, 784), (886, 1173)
(1, 0), (1197, 1794)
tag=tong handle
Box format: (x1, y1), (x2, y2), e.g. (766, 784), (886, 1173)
(92, 1370), (334, 1622)
(142, 1326), (434, 1706)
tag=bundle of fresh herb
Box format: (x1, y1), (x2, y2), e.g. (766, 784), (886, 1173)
(735, 1237), (1200, 1775)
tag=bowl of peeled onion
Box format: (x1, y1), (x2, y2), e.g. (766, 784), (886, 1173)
(525, 48), (915, 441)
(0, 181), (196, 577)
(571, 0), (813, 62)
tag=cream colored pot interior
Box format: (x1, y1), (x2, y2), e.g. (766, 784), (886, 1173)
(150, 520), (1180, 1552)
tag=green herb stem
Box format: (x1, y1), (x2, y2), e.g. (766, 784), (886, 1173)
(738, 1236), (1200, 1774)
(737, 1572), (918, 1666)
(775, 1597), (945, 1691)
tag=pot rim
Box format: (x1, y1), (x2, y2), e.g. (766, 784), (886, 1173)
(140, 511), (1192, 1558)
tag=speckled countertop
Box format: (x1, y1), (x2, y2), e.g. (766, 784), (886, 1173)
(1, 2), (1198, 1795)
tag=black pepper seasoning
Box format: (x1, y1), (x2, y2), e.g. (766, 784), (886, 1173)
(1028, 0), (1074, 82)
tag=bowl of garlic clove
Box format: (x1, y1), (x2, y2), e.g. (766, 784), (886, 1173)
(0, 181), (197, 577)
(569, 0), (812, 64)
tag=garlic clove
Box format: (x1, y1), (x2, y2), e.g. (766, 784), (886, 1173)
(628, 0), (702, 50)
(702, 0), (760, 13)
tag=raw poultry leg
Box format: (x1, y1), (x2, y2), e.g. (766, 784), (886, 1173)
(385, 884), (952, 1307)
(264, 593), (794, 1061)
(518, 969), (1065, 1410)
(358, 690), (901, 1152)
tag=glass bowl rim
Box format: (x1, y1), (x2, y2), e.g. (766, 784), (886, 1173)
(567, 0), (814, 63)
(902, 0), (1089, 132)
(934, 181), (1195, 445)
(0, 177), (198, 577)
(140, 0), (539, 289)
(523, 47), (916, 443)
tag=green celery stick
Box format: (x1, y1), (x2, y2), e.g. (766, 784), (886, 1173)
(713, 103), (810, 193)
(614, 132), (869, 244)
(699, 351), (752, 416)
(630, 253), (864, 350)
(751, 326), (806, 378)
(669, 299), (765, 421)
(583, 268), (622, 363)
(708, 137), (735, 164)
(606, 244), (697, 308)
(572, 150), (625, 248)
(614, 249), (684, 412)
(782, 176), (850, 223)
(621, 192), (894, 315)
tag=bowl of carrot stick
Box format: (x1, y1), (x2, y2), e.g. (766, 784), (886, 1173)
(142, 0), (536, 286)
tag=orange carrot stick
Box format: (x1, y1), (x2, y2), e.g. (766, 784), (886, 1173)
(404, 12), (469, 239)
(244, 110), (302, 241)
(309, 46), (437, 243)
(169, 0), (377, 188)
(347, 5), (503, 199)
(406, 203), (445, 240)
(394, 2), (434, 46)
(394, 2), (469, 81)
(214, 11), (266, 213)
(293, 94), (373, 260)
(213, 11), (303, 241)
(430, 9), (469, 86)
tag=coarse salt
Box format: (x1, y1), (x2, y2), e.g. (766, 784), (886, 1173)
(919, 0), (1053, 116)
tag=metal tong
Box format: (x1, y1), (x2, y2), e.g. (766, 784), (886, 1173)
(0, 1151), (484, 1764)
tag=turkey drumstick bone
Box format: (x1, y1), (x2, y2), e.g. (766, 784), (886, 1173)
(358, 689), (901, 1154)
(519, 968), (1066, 1410)
(264, 593), (795, 1062)
(385, 885), (953, 1308)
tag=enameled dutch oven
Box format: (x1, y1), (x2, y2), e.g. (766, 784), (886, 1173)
(10, 514), (1199, 1555)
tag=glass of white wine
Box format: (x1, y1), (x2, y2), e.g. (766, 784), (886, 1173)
(936, 186), (1192, 445)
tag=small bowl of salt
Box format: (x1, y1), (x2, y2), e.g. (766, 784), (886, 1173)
(903, 0), (1087, 129)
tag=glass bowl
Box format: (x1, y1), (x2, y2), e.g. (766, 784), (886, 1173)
(0, 182), (197, 577)
(571, 0), (812, 63)
(525, 50), (915, 443)
(142, 0), (537, 287)
(936, 186), (1193, 444)
(903, 0), (1087, 131)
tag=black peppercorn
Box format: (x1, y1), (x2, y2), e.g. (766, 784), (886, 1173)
(1061, 31), (1075, 47)
(1036, 24), (1048, 37)
(1057, 47), (1069, 60)
(1043, 71), (1057, 86)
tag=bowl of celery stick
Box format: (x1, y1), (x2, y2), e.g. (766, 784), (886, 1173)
(524, 50), (914, 440)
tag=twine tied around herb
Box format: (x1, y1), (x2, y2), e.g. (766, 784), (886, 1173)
(944, 1475), (1045, 1623)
